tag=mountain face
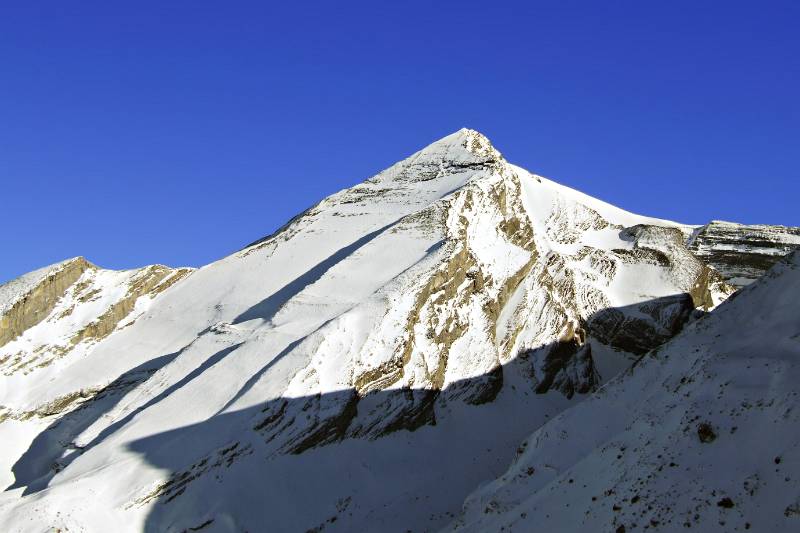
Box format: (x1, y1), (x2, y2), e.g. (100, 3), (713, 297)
(449, 251), (800, 533)
(0, 129), (797, 532)
(0, 259), (192, 378)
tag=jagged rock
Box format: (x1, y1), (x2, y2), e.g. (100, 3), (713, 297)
(588, 294), (695, 355)
(688, 220), (800, 287)
(530, 325), (599, 398)
(0, 257), (91, 348)
(0, 259), (192, 376)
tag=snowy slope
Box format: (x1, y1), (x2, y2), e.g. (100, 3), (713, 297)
(0, 129), (796, 532)
(449, 251), (800, 533)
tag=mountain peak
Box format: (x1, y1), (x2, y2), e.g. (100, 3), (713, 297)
(403, 128), (503, 172)
(438, 127), (498, 155)
(2, 129), (799, 532)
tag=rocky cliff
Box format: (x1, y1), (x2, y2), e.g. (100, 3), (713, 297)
(688, 220), (800, 287)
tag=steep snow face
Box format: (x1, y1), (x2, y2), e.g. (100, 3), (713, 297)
(449, 251), (800, 533)
(0, 129), (794, 532)
(688, 220), (800, 287)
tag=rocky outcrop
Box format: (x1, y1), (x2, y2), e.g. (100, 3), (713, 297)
(0, 262), (192, 375)
(0, 258), (93, 348)
(587, 294), (694, 355)
(621, 224), (735, 309)
(688, 220), (800, 287)
(69, 266), (191, 345)
(530, 324), (598, 399)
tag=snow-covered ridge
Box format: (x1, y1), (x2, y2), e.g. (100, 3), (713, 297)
(0, 129), (797, 532)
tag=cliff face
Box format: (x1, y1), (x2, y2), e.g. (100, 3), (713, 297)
(688, 220), (800, 287)
(0, 258), (91, 348)
(0, 129), (796, 532)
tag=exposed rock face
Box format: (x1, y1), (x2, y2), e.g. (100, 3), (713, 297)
(0, 258), (91, 348)
(0, 260), (192, 376)
(587, 293), (694, 355)
(530, 324), (598, 399)
(620, 224), (734, 309)
(68, 265), (190, 345)
(0, 129), (796, 533)
(688, 220), (800, 287)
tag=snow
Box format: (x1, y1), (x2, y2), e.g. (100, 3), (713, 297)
(0, 129), (795, 532)
(510, 164), (694, 234)
(449, 251), (800, 532)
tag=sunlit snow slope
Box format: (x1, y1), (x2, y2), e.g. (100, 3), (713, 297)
(0, 129), (797, 532)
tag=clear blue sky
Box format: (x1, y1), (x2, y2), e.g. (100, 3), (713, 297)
(2, 1), (798, 283)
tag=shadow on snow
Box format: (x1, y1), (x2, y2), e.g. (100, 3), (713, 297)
(6, 281), (703, 532)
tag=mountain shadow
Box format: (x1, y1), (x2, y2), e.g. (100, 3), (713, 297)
(6, 350), (182, 494)
(7, 342), (251, 495)
(232, 222), (397, 325)
(3, 290), (704, 530)
(102, 293), (704, 533)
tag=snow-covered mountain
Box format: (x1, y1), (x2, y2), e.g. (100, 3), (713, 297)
(0, 129), (797, 532)
(450, 250), (800, 533)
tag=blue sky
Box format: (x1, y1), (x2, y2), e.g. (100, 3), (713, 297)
(2, 1), (798, 283)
